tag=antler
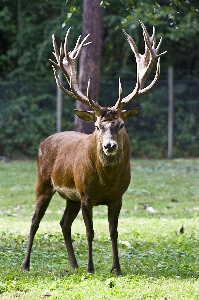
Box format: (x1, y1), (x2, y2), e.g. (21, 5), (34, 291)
(115, 21), (167, 109)
(49, 28), (101, 112)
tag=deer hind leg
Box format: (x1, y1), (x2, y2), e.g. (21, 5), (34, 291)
(21, 181), (55, 271)
(81, 201), (94, 273)
(60, 200), (81, 269)
(108, 200), (122, 275)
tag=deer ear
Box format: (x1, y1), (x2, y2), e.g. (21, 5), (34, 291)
(121, 107), (140, 120)
(74, 110), (96, 122)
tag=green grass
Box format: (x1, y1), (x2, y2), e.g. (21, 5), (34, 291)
(0, 159), (199, 299)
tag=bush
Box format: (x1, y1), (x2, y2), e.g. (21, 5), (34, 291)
(0, 83), (74, 157)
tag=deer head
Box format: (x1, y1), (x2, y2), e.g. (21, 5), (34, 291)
(49, 21), (166, 157)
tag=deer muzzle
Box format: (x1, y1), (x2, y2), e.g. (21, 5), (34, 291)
(103, 140), (118, 156)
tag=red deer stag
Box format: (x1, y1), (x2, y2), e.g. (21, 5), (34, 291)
(21, 21), (166, 275)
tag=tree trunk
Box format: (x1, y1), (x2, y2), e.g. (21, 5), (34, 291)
(75, 0), (102, 133)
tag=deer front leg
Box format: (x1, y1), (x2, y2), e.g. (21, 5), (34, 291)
(108, 200), (122, 275)
(81, 200), (94, 273)
(21, 183), (54, 271)
(60, 200), (81, 269)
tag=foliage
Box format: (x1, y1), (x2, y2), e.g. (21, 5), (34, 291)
(0, 0), (198, 158)
(1, 159), (199, 299)
(0, 0), (83, 81)
(102, 0), (199, 79)
(0, 83), (74, 157)
(0, 0), (199, 81)
(128, 80), (199, 158)
(101, 0), (199, 20)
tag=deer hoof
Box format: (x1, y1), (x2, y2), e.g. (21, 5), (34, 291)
(111, 268), (123, 276)
(86, 266), (95, 274)
(21, 263), (30, 271)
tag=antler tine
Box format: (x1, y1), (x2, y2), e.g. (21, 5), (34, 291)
(87, 79), (101, 112)
(58, 42), (71, 85)
(156, 37), (162, 53)
(141, 21), (157, 63)
(140, 21), (153, 46)
(58, 44), (68, 79)
(50, 29), (101, 109)
(139, 57), (161, 95)
(74, 33), (91, 59)
(118, 78), (122, 102)
(87, 78), (91, 100)
(140, 20), (167, 59)
(156, 37), (167, 57)
(52, 65), (76, 99)
(114, 78), (124, 109)
(122, 29), (139, 59)
(50, 35), (68, 78)
(119, 21), (167, 108)
(51, 34), (60, 67)
(69, 34), (82, 58)
(119, 79), (140, 108)
(151, 26), (156, 47)
(63, 27), (71, 61)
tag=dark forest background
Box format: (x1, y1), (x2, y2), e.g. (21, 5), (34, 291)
(0, 0), (198, 158)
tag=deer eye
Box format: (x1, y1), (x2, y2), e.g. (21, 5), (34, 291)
(95, 125), (100, 131)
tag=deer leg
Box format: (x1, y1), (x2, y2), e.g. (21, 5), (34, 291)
(108, 200), (122, 275)
(60, 200), (81, 269)
(21, 182), (54, 271)
(81, 201), (94, 273)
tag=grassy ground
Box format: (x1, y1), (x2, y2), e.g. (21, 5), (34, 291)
(0, 159), (199, 299)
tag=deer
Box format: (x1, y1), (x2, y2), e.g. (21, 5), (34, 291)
(21, 21), (166, 275)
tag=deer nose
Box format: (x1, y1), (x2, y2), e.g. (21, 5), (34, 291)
(103, 141), (118, 156)
(104, 142), (117, 151)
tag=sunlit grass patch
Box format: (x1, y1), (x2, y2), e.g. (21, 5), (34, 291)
(0, 159), (199, 299)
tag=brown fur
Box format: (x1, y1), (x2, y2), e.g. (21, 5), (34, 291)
(21, 108), (137, 275)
